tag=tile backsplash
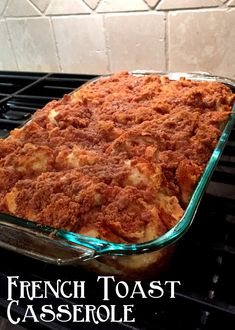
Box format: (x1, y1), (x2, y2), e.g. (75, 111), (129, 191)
(0, 0), (234, 78)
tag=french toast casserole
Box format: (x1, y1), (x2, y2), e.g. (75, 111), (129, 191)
(0, 72), (234, 276)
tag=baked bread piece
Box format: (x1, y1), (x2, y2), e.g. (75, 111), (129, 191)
(0, 72), (234, 244)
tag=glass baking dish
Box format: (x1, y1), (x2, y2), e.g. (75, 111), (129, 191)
(0, 72), (234, 279)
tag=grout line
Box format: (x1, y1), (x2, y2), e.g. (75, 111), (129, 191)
(91, 0), (102, 11)
(4, 14), (43, 19)
(155, 0), (163, 9)
(45, 12), (92, 17)
(49, 17), (63, 73)
(4, 13), (92, 20)
(27, 0), (43, 14)
(4, 18), (20, 71)
(94, 0), (102, 12)
(43, 1), (51, 14)
(24, 0), (42, 16)
(95, 9), (150, 14)
(143, 0), (161, 10)
(102, 14), (111, 74)
(83, 0), (101, 11)
(26, 0), (50, 15)
(141, 0), (152, 11)
(164, 11), (169, 73)
(5, 16), (48, 20)
(156, 6), (224, 12)
(0, 6), (228, 20)
(142, 0), (150, 9)
(2, 6), (227, 21)
(226, 6), (235, 12)
(0, 0), (10, 16)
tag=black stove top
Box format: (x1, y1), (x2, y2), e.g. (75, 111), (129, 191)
(0, 71), (235, 330)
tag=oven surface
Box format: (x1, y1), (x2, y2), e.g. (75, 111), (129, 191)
(0, 71), (235, 330)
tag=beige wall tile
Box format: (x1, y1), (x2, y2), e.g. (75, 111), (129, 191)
(0, 0), (8, 15)
(52, 16), (108, 74)
(228, 0), (235, 6)
(7, 18), (59, 72)
(97, 0), (148, 13)
(168, 9), (235, 79)
(0, 0), (233, 77)
(0, 20), (18, 70)
(30, 0), (50, 12)
(105, 13), (165, 72)
(83, 0), (100, 9)
(4, 0), (40, 17)
(157, 0), (220, 10)
(46, 0), (90, 15)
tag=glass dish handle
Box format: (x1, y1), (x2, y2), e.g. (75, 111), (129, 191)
(0, 219), (95, 265)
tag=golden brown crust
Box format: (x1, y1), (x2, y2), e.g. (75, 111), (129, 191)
(0, 72), (234, 243)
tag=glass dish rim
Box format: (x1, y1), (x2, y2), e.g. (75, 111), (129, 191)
(0, 71), (234, 259)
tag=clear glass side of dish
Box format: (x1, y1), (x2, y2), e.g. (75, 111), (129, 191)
(0, 72), (234, 275)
